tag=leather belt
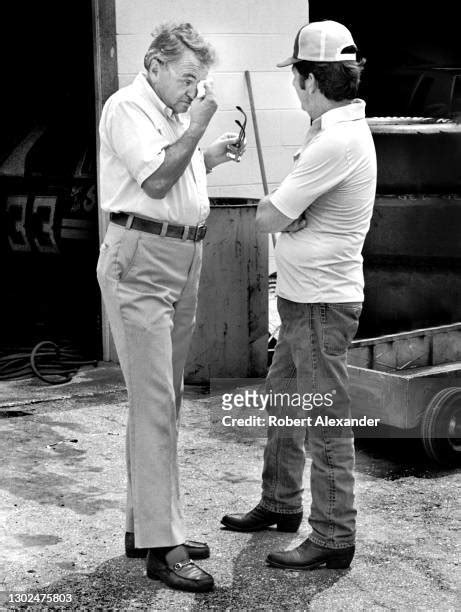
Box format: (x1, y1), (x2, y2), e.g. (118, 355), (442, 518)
(110, 212), (207, 242)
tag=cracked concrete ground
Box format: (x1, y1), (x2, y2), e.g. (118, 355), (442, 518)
(0, 364), (460, 611)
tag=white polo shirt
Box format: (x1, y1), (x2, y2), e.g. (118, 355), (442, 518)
(99, 72), (209, 226)
(271, 99), (377, 303)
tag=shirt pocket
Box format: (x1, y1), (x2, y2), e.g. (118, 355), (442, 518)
(321, 303), (362, 356)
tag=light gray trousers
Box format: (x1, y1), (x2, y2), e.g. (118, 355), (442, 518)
(97, 222), (202, 547)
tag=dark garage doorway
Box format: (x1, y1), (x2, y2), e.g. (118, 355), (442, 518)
(0, 1), (101, 365)
(308, 0), (461, 117)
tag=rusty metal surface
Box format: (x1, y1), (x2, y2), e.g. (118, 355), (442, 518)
(185, 199), (268, 383)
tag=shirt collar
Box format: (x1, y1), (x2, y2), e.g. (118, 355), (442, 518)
(133, 72), (177, 120)
(294, 99), (366, 162)
(312, 99), (366, 131)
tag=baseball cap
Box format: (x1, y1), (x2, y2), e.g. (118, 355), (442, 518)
(277, 20), (357, 67)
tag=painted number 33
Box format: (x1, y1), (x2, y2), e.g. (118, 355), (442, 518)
(7, 194), (59, 253)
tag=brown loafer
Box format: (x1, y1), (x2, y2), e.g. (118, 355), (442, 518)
(146, 545), (214, 592)
(125, 532), (210, 559)
(266, 538), (355, 570)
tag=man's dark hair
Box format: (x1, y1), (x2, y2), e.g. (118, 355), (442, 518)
(294, 52), (366, 101)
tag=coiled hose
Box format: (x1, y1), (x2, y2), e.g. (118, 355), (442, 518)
(0, 341), (98, 385)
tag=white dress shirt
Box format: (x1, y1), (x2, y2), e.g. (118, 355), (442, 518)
(99, 72), (209, 226)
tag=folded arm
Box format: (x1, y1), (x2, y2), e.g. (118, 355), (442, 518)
(256, 196), (302, 233)
(256, 135), (349, 233)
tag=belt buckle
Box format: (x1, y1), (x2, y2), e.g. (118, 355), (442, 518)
(188, 225), (207, 242)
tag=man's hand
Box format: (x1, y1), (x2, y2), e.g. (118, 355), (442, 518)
(204, 132), (247, 170)
(281, 214), (307, 233)
(141, 81), (217, 199)
(189, 81), (218, 135)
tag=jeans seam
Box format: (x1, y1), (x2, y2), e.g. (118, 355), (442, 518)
(309, 305), (318, 392)
(323, 433), (336, 544)
(264, 327), (297, 509)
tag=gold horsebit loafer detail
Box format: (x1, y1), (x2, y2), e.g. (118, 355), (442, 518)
(146, 546), (214, 592)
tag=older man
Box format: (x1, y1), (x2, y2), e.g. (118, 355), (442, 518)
(222, 20), (377, 571)
(97, 22), (243, 592)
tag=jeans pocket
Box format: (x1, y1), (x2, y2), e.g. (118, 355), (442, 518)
(322, 303), (362, 356)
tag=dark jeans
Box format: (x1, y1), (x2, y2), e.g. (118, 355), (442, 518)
(261, 298), (362, 549)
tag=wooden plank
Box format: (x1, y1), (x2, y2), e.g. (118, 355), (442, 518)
(352, 322), (461, 349)
(348, 346), (371, 368)
(394, 335), (431, 370)
(433, 330), (461, 365)
(349, 366), (410, 428)
(402, 361), (461, 378)
(92, 0), (118, 362)
(349, 363), (461, 429)
(372, 340), (397, 372)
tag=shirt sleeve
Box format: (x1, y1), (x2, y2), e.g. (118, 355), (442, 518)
(271, 136), (350, 219)
(105, 99), (170, 186)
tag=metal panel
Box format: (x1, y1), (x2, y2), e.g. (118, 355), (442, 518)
(373, 131), (461, 192)
(360, 266), (461, 338)
(364, 196), (461, 260)
(185, 200), (268, 383)
(360, 195), (461, 338)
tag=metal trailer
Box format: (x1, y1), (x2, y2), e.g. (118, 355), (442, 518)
(348, 322), (461, 466)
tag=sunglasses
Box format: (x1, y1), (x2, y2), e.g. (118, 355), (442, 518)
(235, 105), (247, 149)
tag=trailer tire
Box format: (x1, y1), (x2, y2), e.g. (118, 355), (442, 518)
(421, 387), (461, 466)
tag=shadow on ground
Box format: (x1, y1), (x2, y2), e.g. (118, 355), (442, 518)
(191, 530), (347, 611)
(15, 532), (347, 611)
(353, 425), (457, 480)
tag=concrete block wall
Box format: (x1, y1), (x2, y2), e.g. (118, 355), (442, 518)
(115, 0), (309, 200)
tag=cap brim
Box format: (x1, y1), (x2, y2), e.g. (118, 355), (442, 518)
(276, 56), (299, 68)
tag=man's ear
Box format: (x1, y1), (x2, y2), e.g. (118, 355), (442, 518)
(306, 73), (316, 94)
(147, 58), (161, 79)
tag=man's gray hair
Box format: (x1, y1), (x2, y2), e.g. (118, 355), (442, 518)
(144, 22), (216, 70)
